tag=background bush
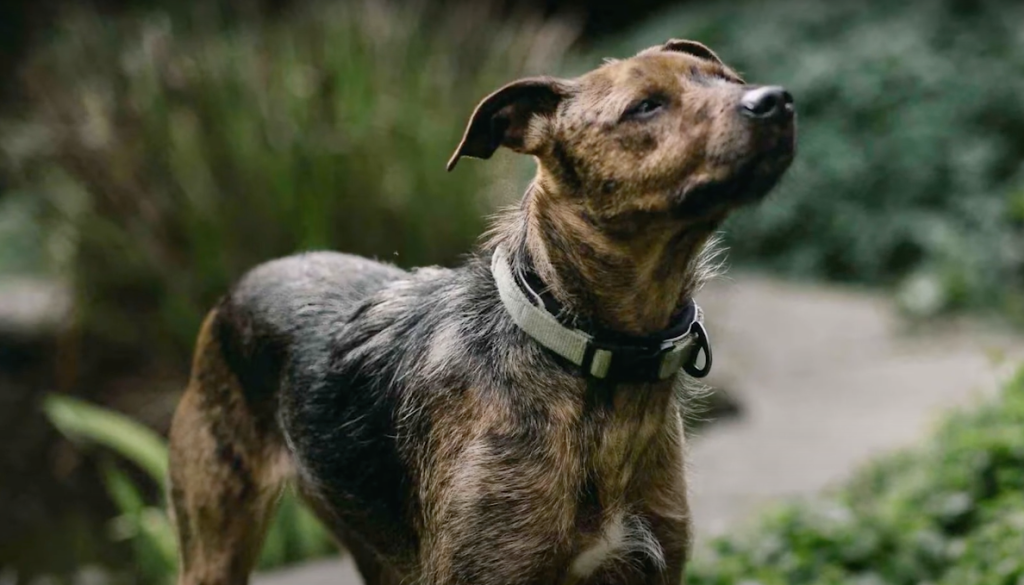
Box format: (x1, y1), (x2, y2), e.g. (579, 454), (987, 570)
(686, 364), (1024, 585)
(604, 0), (1024, 322)
(8, 0), (575, 379)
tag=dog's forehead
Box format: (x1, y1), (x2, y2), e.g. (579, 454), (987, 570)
(576, 52), (739, 99)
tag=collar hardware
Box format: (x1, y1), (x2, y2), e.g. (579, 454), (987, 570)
(491, 245), (713, 382)
(681, 321), (712, 378)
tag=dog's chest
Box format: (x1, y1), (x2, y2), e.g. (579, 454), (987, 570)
(568, 511), (662, 579)
(569, 511), (628, 577)
(567, 392), (677, 578)
(588, 388), (673, 496)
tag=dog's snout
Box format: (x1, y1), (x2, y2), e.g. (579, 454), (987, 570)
(739, 86), (794, 121)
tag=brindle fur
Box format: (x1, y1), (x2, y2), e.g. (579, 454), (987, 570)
(168, 39), (795, 585)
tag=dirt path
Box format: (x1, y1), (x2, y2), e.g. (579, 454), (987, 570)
(255, 274), (1024, 584)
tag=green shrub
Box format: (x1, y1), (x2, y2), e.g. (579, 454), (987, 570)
(11, 1), (575, 370)
(606, 1), (1024, 322)
(686, 364), (1024, 585)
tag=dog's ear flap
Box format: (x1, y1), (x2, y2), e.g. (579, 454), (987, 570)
(657, 39), (725, 67)
(447, 76), (570, 172)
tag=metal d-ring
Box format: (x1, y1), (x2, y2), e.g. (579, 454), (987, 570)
(682, 321), (712, 378)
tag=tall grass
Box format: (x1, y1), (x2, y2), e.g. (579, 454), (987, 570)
(12, 0), (576, 372)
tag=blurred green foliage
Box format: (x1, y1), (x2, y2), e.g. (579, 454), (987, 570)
(0, 192), (49, 275)
(44, 394), (336, 584)
(9, 0), (574, 368)
(686, 364), (1024, 585)
(607, 0), (1024, 322)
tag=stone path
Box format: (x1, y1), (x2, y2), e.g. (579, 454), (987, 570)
(688, 275), (1023, 536)
(255, 274), (1024, 585)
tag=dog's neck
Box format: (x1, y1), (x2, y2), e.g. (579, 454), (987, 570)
(495, 181), (718, 337)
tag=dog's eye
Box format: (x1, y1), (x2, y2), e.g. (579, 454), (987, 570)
(621, 97), (667, 121)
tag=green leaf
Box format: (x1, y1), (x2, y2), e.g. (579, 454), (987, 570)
(100, 458), (147, 516)
(43, 394), (169, 481)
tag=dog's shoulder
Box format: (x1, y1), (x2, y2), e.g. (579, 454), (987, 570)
(320, 258), (492, 380)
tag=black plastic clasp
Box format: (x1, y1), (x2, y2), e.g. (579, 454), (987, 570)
(682, 321), (712, 378)
(581, 337), (665, 382)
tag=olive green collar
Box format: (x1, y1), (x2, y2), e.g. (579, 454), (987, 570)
(491, 245), (712, 382)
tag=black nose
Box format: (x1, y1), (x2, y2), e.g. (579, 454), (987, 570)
(740, 86), (794, 120)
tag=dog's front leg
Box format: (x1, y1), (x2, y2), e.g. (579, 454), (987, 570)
(642, 514), (690, 585)
(633, 415), (693, 585)
(422, 518), (565, 585)
(416, 431), (580, 585)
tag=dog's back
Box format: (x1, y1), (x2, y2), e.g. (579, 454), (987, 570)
(216, 251), (407, 406)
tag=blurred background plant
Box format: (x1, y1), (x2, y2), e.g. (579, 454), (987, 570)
(10, 0), (575, 383)
(43, 394), (335, 584)
(2, 0), (1024, 582)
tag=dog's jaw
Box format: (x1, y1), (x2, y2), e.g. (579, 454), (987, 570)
(671, 149), (794, 218)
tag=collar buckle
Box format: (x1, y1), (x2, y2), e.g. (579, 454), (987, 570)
(582, 338), (665, 381)
(581, 320), (712, 382)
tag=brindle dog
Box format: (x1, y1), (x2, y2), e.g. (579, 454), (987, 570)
(168, 39), (795, 585)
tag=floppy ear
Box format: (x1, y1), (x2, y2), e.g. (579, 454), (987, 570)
(447, 76), (570, 172)
(658, 39), (725, 67)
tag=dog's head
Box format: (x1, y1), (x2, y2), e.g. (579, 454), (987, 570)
(448, 39), (795, 230)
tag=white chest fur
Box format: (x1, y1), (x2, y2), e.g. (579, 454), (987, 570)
(569, 512), (665, 579)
